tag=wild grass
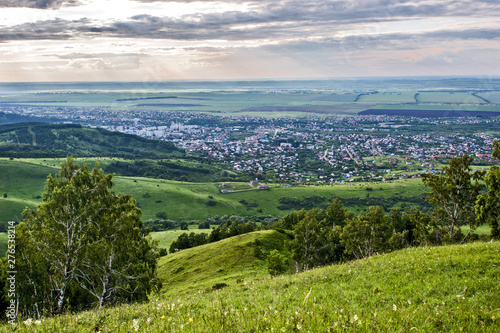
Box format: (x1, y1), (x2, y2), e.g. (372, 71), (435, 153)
(7, 240), (500, 332)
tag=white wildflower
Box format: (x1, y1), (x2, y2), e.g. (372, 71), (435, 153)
(132, 319), (140, 332)
(393, 304), (397, 311)
(23, 318), (33, 326)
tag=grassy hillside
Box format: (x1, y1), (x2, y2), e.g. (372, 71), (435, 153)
(0, 159), (54, 224)
(0, 158), (428, 224)
(157, 230), (291, 296)
(7, 240), (500, 332)
(151, 227), (212, 251)
(0, 122), (183, 158)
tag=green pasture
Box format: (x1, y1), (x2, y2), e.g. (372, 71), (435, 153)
(357, 91), (418, 103)
(7, 240), (500, 332)
(415, 91), (487, 104)
(0, 158), (431, 224)
(151, 227), (212, 251)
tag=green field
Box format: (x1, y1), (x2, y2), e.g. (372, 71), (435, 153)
(6, 239), (500, 332)
(2, 89), (498, 117)
(151, 227), (212, 251)
(415, 91), (486, 104)
(357, 91), (418, 103)
(0, 158), (429, 225)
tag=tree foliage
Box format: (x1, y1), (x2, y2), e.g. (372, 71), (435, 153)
(476, 141), (500, 239)
(421, 154), (485, 242)
(341, 206), (393, 259)
(267, 250), (289, 277)
(15, 157), (159, 318)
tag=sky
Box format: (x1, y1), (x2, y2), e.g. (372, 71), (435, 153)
(0, 0), (499, 82)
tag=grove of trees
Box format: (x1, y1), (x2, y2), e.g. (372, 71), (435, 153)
(1, 157), (160, 319)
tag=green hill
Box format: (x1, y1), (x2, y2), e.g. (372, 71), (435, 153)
(157, 230), (291, 296)
(0, 122), (183, 158)
(6, 240), (499, 332)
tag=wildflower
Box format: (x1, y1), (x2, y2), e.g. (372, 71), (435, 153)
(157, 303), (164, 312)
(393, 304), (397, 311)
(132, 319), (140, 332)
(189, 318), (193, 323)
(161, 315), (166, 320)
(296, 324), (302, 330)
(24, 318), (33, 326)
(34, 320), (42, 325)
(354, 315), (358, 321)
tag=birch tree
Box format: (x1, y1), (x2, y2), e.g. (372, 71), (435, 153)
(18, 157), (159, 317)
(421, 154), (485, 243)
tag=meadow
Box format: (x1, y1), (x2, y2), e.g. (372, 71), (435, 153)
(6, 238), (500, 332)
(0, 158), (428, 225)
(151, 226), (212, 251)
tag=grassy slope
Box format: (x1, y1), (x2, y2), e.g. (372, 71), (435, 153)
(0, 158), (428, 224)
(151, 227), (212, 250)
(0, 159), (55, 224)
(157, 230), (290, 296)
(8, 240), (500, 332)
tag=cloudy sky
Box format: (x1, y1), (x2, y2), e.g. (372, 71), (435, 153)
(0, 0), (499, 82)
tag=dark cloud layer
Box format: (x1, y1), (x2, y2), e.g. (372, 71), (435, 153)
(0, 0), (81, 9)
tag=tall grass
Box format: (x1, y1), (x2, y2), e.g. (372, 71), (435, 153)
(7, 241), (500, 332)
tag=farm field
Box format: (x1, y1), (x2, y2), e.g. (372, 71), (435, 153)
(6, 238), (500, 332)
(415, 91), (486, 104)
(477, 91), (500, 104)
(2, 85), (499, 118)
(356, 91), (418, 103)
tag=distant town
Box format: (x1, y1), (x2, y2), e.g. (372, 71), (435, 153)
(2, 104), (498, 183)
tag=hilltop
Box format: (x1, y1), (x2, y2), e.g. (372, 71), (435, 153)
(157, 230), (291, 296)
(6, 238), (499, 332)
(0, 122), (183, 158)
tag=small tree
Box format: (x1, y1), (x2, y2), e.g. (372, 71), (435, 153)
(422, 154), (485, 243)
(180, 221), (188, 230)
(267, 250), (289, 277)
